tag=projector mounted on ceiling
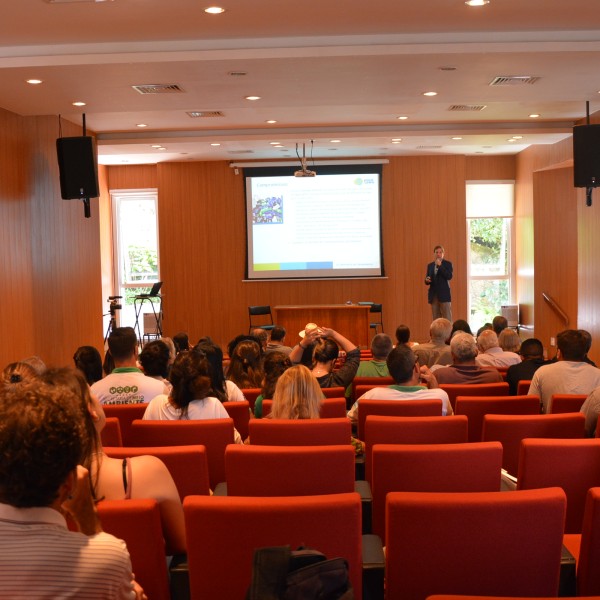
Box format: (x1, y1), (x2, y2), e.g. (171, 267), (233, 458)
(294, 142), (316, 177)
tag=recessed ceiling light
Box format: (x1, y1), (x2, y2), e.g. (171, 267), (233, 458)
(210, 143), (221, 146)
(204, 6), (225, 14)
(507, 139), (516, 142)
(391, 138), (402, 142)
(465, 0), (490, 5)
(397, 116), (408, 120)
(72, 101), (86, 107)
(513, 135), (523, 139)
(151, 145), (162, 148)
(330, 139), (341, 143)
(158, 147), (167, 150)
(273, 145), (284, 148)
(26, 79), (42, 85)
(423, 91), (438, 97)
(451, 136), (463, 140)
(529, 113), (540, 118)
(269, 142), (280, 145)
(136, 123), (148, 128)
(245, 95), (261, 101)
(266, 120), (277, 124)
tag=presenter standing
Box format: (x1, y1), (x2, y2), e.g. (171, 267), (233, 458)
(425, 245), (453, 321)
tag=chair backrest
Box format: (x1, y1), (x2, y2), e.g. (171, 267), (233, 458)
(222, 400), (250, 440)
(357, 398), (443, 440)
(385, 488), (566, 600)
(364, 415), (468, 483)
(248, 305), (273, 331)
(550, 394), (587, 414)
(371, 441), (502, 538)
(517, 379), (532, 395)
(262, 396), (346, 419)
(225, 444), (355, 496)
(240, 387), (261, 411)
(97, 499), (170, 600)
(184, 493), (362, 600)
(322, 386), (346, 398)
(517, 438), (600, 533)
(370, 303), (382, 314)
(129, 419), (235, 488)
(454, 395), (541, 442)
(575, 487), (600, 595)
(102, 403), (147, 446)
(248, 418), (351, 446)
(440, 382), (510, 411)
(482, 413), (586, 476)
(496, 367), (509, 381)
(352, 377), (394, 402)
(104, 445), (211, 500)
(101, 417), (123, 447)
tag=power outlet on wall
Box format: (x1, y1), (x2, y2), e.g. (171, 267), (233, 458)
(550, 336), (556, 347)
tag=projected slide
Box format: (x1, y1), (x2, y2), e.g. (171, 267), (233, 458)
(245, 167), (382, 280)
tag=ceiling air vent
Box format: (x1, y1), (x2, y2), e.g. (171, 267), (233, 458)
(132, 84), (185, 94)
(448, 104), (487, 112)
(489, 76), (540, 86)
(416, 145), (443, 149)
(186, 111), (225, 118)
(227, 150), (254, 154)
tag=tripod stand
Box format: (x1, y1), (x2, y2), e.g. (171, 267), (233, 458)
(104, 296), (122, 345)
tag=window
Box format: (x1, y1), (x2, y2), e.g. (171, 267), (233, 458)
(466, 182), (515, 332)
(111, 189), (159, 329)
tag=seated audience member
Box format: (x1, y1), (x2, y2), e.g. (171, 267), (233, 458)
(450, 319), (473, 338)
(103, 350), (115, 377)
(476, 323), (493, 337)
(347, 345), (452, 424)
(92, 328), (167, 405)
(254, 351), (292, 418)
(346, 333), (393, 400)
(413, 318), (453, 368)
(139, 340), (172, 391)
(251, 328), (269, 352)
(20, 355), (46, 375)
(42, 368), (185, 555)
(172, 332), (190, 355)
(475, 329), (521, 368)
(492, 315), (509, 336)
(506, 338), (546, 395)
(1, 361), (38, 386)
(434, 332), (504, 384)
(579, 329), (597, 366)
(529, 329), (600, 413)
(227, 333), (263, 361)
(265, 325), (293, 355)
(227, 339), (264, 389)
(498, 328), (521, 354)
(581, 385), (600, 436)
(395, 324), (417, 348)
(195, 339), (245, 402)
(0, 381), (144, 599)
(289, 327), (360, 389)
(160, 337), (177, 372)
(144, 350), (242, 443)
(73, 346), (103, 385)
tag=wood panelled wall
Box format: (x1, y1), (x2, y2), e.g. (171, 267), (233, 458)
(0, 111), (103, 368)
(106, 155), (514, 350)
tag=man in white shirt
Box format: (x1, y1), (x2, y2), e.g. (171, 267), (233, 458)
(347, 344), (452, 424)
(92, 327), (167, 404)
(0, 382), (144, 599)
(475, 329), (521, 368)
(529, 329), (600, 413)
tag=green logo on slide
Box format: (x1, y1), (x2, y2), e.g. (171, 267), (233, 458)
(354, 178), (363, 185)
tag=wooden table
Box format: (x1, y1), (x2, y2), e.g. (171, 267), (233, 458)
(273, 304), (371, 348)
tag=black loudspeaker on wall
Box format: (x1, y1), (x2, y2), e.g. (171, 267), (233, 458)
(56, 136), (100, 200)
(573, 124), (600, 188)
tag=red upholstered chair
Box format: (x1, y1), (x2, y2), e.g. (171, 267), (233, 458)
(97, 499), (170, 600)
(517, 438), (600, 533)
(439, 382), (509, 411)
(129, 419), (235, 488)
(482, 413), (586, 477)
(248, 418), (351, 446)
(364, 415), (469, 483)
(496, 367), (509, 381)
(224, 444), (355, 496)
(563, 487), (600, 596)
(100, 417), (123, 447)
(322, 386), (346, 398)
(240, 388), (261, 411)
(454, 395), (540, 442)
(357, 398), (443, 440)
(222, 400), (250, 440)
(261, 397), (347, 419)
(104, 445), (210, 500)
(371, 441), (502, 538)
(385, 488), (566, 600)
(352, 377), (394, 402)
(517, 379), (532, 396)
(102, 403), (147, 446)
(550, 394), (587, 414)
(183, 493), (363, 600)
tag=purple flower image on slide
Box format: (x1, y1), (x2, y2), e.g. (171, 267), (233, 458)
(252, 196), (284, 224)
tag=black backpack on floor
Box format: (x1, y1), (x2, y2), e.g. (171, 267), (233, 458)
(245, 545), (354, 600)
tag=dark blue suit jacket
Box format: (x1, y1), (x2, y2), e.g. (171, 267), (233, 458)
(425, 259), (453, 303)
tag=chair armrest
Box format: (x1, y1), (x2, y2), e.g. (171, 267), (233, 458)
(355, 480), (372, 534)
(212, 482), (227, 496)
(362, 534), (385, 600)
(169, 555), (190, 600)
(355, 454), (365, 481)
(559, 543), (576, 597)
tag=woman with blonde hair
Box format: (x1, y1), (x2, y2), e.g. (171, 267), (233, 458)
(271, 364), (323, 419)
